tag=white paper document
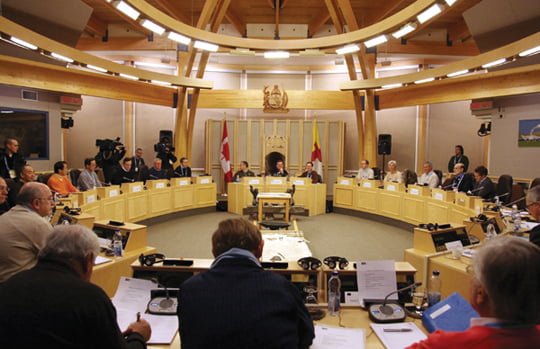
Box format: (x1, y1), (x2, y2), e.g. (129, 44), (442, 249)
(311, 325), (365, 349)
(371, 322), (427, 349)
(356, 260), (397, 307)
(112, 277), (178, 344)
(94, 255), (112, 265)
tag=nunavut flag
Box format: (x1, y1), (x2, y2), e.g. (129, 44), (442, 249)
(311, 120), (323, 179)
(220, 120), (233, 182)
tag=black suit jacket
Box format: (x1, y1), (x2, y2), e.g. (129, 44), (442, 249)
(178, 256), (314, 349)
(174, 165), (191, 177)
(452, 173), (474, 193)
(473, 176), (495, 199)
(529, 224), (540, 249)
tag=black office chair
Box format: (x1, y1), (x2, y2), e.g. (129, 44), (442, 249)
(530, 178), (540, 190)
(433, 170), (443, 186)
(496, 174), (513, 205)
(69, 169), (81, 186)
(372, 167), (381, 180)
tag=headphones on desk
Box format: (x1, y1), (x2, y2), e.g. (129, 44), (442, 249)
(139, 253), (165, 266)
(324, 256), (349, 270)
(418, 223), (438, 231)
(297, 257), (322, 270)
(470, 214), (488, 223)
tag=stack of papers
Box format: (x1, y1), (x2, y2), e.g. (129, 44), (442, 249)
(112, 277), (178, 344)
(371, 322), (427, 349)
(311, 325), (365, 349)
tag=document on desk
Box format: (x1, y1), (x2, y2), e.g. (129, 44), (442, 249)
(356, 260), (397, 307)
(371, 322), (427, 349)
(94, 255), (112, 265)
(311, 325), (365, 349)
(112, 277), (178, 344)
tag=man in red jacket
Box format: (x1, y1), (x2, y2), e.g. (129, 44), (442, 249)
(407, 236), (540, 349)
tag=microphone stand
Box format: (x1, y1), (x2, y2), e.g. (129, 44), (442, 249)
(368, 282), (422, 323)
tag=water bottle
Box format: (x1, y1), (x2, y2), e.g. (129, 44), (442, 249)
(428, 270), (442, 307)
(113, 229), (123, 258)
(512, 204), (521, 232)
(327, 271), (341, 316)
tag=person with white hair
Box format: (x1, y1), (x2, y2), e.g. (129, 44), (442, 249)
(384, 160), (402, 183)
(0, 224), (152, 348)
(406, 236), (540, 348)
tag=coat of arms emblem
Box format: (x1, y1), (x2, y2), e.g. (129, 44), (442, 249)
(263, 85), (289, 113)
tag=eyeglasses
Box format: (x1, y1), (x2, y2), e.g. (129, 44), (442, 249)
(38, 196), (55, 202)
(0, 185), (9, 192)
(526, 202), (539, 209)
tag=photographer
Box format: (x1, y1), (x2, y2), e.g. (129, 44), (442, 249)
(95, 138), (126, 184)
(155, 143), (177, 171)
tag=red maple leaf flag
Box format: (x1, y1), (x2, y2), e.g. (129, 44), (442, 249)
(311, 120), (323, 180)
(220, 120), (233, 182)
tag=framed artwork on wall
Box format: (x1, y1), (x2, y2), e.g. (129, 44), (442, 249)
(518, 119), (540, 147)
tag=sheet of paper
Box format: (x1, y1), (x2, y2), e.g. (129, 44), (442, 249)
(356, 260), (397, 307)
(94, 255), (112, 265)
(522, 221), (540, 230)
(112, 277), (178, 344)
(311, 325), (365, 349)
(371, 322), (427, 349)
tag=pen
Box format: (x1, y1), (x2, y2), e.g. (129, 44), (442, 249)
(136, 312), (140, 322)
(383, 328), (412, 332)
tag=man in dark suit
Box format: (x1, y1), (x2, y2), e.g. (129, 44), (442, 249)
(472, 165), (495, 199)
(174, 157), (191, 177)
(451, 163), (473, 193)
(0, 138), (26, 179)
(300, 161), (320, 184)
(527, 185), (540, 248)
(177, 218), (314, 349)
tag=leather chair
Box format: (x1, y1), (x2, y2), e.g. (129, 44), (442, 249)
(496, 174), (513, 205)
(530, 178), (540, 190)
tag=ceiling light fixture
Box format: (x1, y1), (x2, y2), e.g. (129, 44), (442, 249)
(447, 69), (468, 77)
(151, 80), (172, 86)
(114, 1), (140, 21)
(167, 32), (191, 45)
(417, 4), (443, 24)
(50, 52), (73, 63)
(518, 45), (540, 57)
(141, 19), (165, 35)
(86, 64), (107, 73)
(194, 40), (219, 52)
(414, 77), (435, 84)
(392, 23), (417, 39)
(364, 35), (387, 48)
(230, 48), (256, 56)
(381, 83), (403, 89)
(336, 44), (360, 55)
(445, 0), (458, 5)
(10, 36), (37, 50)
(263, 51), (290, 59)
(119, 73), (138, 80)
(481, 58), (506, 68)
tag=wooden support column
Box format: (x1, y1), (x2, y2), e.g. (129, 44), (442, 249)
(362, 54), (377, 167)
(124, 61), (135, 155)
(416, 64), (428, 173)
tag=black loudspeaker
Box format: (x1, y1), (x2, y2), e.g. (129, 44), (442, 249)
(159, 130), (173, 145)
(378, 134), (392, 155)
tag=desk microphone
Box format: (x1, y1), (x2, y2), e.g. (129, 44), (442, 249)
(466, 186), (484, 195)
(440, 184), (453, 190)
(368, 282), (422, 323)
(505, 196), (525, 207)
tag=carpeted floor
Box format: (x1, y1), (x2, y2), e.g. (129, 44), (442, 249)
(146, 211), (414, 263)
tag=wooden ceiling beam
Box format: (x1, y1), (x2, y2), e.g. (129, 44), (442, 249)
(76, 36), (177, 51)
(152, 0), (192, 24)
(447, 17), (472, 42)
(384, 39), (480, 56)
(378, 63), (540, 109)
(225, 8), (245, 37)
(84, 13), (107, 38)
(308, 8), (331, 37)
(362, 0), (409, 27)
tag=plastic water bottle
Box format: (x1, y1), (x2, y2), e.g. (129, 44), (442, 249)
(113, 229), (123, 258)
(512, 204), (521, 232)
(327, 271), (341, 316)
(428, 270), (442, 307)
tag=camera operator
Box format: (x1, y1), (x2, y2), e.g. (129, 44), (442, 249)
(95, 138), (126, 185)
(155, 143), (177, 171)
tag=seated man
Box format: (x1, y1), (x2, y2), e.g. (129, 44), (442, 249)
(268, 160), (289, 177)
(0, 137), (26, 179)
(77, 157), (102, 191)
(6, 164), (35, 207)
(406, 236), (540, 348)
(178, 218), (314, 349)
(233, 161), (255, 182)
(47, 161), (78, 196)
(0, 182), (54, 282)
(0, 177), (8, 215)
(111, 157), (136, 185)
(356, 159), (374, 180)
(450, 163), (473, 193)
(0, 224), (151, 348)
(527, 185), (540, 248)
(147, 158), (168, 180)
(472, 165), (495, 199)
(174, 157), (192, 177)
(300, 161), (320, 184)
(418, 161), (439, 189)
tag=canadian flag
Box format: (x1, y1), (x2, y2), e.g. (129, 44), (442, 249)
(220, 120), (233, 182)
(311, 120), (323, 180)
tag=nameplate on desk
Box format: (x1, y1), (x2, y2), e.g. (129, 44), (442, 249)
(86, 194), (96, 203)
(434, 192), (444, 201)
(199, 178), (211, 184)
(109, 189), (118, 197)
(409, 188), (419, 195)
(293, 180), (305, 185)
(340, 179), (351, 185)
(153, 182), (164, 189)
(386, 184), (396, 192)
(73, 200), (79, 208)
(362, 182), (373, 188)
(132, 185), (142, 193)
(179, 179), (189, 186)
(248, 179), (261, 185)
(270, 179), (284, 185)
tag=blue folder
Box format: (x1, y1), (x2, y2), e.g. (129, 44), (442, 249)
(422, 292), (479, 333)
